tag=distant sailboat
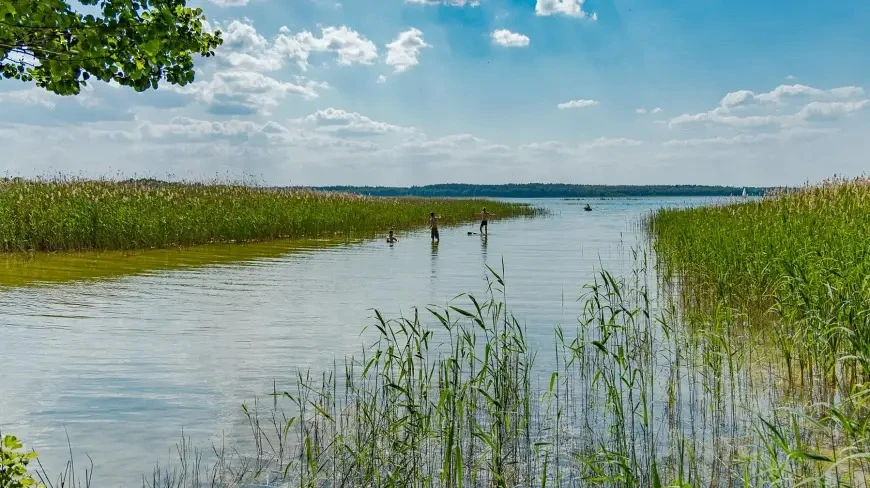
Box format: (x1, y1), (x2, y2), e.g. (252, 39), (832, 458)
(741, 187), (748, 198)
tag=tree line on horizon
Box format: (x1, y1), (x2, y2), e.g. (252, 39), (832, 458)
(315, 184), (770, 198)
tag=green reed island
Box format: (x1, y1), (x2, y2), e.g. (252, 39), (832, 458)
(0, 178), (539, 253)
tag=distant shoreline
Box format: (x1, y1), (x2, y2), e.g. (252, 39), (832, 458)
(313, 184), (771, 198)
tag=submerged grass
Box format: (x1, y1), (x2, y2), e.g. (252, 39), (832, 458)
(0, 178), (540, 253)
(0, 239), (348, 287)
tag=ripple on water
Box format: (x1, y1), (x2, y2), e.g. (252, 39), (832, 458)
(0, 197), (723, 487)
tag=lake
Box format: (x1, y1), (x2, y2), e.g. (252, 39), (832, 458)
(0, 197), (724, 487)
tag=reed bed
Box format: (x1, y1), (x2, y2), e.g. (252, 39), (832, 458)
(11, 262), (866, 487)
(9, 178), (870, 487)
(648, 177), (870, 395)
(0, 178), (540, 252)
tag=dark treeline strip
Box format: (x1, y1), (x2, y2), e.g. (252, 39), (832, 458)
(314, 183), (772, 198)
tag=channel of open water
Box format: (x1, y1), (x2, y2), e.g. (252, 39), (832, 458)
(0, 197), (725, 487)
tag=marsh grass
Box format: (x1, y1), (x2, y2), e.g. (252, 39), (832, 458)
(18, 260), (862, 487)
(648, 177), (870, 399)
(14, 178), (870, 487)
(0, 178), (540, 252)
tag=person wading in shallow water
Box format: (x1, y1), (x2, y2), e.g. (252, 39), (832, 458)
(480, 207), (493, 235)
(428, 212), (439, 243)
(386, 230), (398, 243)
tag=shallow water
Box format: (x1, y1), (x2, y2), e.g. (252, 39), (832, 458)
(0, 197), (724, 487)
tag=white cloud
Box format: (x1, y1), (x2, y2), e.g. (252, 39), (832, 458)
(491, 29), (530, 47)
(669, 107), (783, 128)
(636, 107), (663, 115)
(535, 0), (597, 20)
(795, 100), (869, 122)
(222, 19), (269, 51)
(670, 83), (868, 129)
(557, 99), (599, 110)
(518, 140), (571, 153)
(174, 71), (327, 115)
(719, 84), (864, 109)
(404, 0), (480, 5)
(0, 89), (58, 109)
(138, 117), (267, 143)
(377, 75), (387, 84)
(584, 137), (644, 149)
(275, 26), (379, 70)
(663, 127), (834, 148)
(209, 0), (250, 5)
(651, 107), (663, 114)
(386, 28), (430, 73)
(300, 108), (416, 136)
(209, 20), (378, 72)
(635, 108), (647, 114)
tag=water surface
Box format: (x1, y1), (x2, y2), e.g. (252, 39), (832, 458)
(0, 197), (721, 487)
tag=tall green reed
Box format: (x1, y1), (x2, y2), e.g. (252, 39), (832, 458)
(0, 178), (540, 252)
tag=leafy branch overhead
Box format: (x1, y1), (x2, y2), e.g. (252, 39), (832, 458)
(0, 0), (223, 95)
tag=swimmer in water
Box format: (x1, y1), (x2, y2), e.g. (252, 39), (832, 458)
(386, 230), (398, 243)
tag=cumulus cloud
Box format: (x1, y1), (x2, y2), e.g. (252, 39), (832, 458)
(209, 0), (250, 6)
(669, 108), (783, 128)
(535, 0), (597, 20)
(0, 88), (59, 109)
(584, 137), (644, 149)
(209, 20), (378, 72)
(386, 28), (430, 73)
(275, 26), (379, 70)
(491, 29), (530, 47)
(636, 107), (663, 115)
(137, 117), (269, 144)
(404, 0), (480, 5)
(670, 83), (868, 129)
(557, 99), (599, 110)
(174, 71), (327, 115)
(300, 108), (416, 136)
(719, 84), (864, 110)
(796, 100), (870, 122)
(663, 127), (834, 148)
(377, 75), (387, 84)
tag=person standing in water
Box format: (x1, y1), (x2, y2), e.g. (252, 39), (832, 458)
(428, 212), (440, 243)
(386, 230), (398, 243)
(480, 207), (492, 235)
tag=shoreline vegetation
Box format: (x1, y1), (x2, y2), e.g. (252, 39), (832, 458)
(0, 178), (541, 253)
(5, 178), (870, 487)
(315, 183), (770, 198)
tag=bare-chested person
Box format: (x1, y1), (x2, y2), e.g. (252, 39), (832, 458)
(480, 207), (493, 235)
(428, 212), (439, 243)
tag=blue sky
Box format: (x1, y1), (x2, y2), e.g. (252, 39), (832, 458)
(1, 0), (869, 186)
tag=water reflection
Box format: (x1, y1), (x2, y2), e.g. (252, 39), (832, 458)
(480, 234), (488, 262)
(0, 239), (348, 288)
(0, 197), (725, 487)
(430, 241), (439, 280)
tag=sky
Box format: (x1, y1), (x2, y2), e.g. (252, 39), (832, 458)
(1, 0), (869, 186)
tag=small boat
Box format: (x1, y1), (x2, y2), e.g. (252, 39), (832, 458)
(741, 187), (748, 198)
(584, 204), (592, 211)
